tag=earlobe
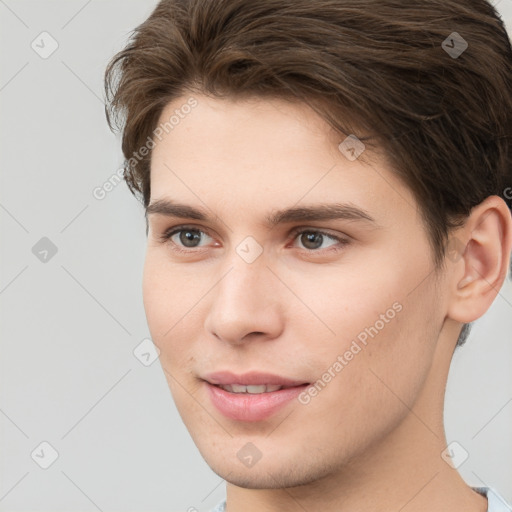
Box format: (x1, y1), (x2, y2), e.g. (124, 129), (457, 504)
(447, 196), (512, 324)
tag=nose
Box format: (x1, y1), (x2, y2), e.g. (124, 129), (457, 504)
(203, 251), (284, 345)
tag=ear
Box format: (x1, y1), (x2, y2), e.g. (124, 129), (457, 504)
(446, 195), (512, 324)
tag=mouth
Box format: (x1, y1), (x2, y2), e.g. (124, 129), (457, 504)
(201, 371), (311, 422)
(212, 383), (303, 393)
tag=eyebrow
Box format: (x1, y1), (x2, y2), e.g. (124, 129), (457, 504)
(146, 199), (378, 228)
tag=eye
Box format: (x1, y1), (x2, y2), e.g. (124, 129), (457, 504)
(159, 225), (214, 251)
(289, 228), (348, 252)
(158, 225), (349, 254)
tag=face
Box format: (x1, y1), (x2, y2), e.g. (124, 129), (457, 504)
(143, 93), (449, 489)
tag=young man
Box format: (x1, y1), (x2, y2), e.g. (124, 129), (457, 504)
(104, 0), (512, 510)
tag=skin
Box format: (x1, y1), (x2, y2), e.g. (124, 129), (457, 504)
(143, 92), (512, 512)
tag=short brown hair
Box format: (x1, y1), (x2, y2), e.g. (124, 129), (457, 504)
(104, 0), (512, 346)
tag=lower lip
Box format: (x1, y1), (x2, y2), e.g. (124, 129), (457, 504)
(205, 382), (309, 422)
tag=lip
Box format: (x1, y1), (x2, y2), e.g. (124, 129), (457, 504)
(202, 370), (308, 387)
(202, 371), (310, 422)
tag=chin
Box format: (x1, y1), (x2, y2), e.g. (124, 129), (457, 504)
(207, 462), (317, 490)
(198, 440), (346, 490)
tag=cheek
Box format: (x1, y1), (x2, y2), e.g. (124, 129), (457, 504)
(288, 260), (404, 355)
(294, 307), (437, 459)
(142, 258), (206, 415)
(142, 255), (168, 341)
(295, 255), (440, 416)
(142, 252), (201, 363)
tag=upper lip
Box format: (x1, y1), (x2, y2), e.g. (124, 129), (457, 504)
(202, 371), (309, 387)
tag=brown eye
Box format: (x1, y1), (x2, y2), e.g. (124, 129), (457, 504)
(299, 231), (326, 250)
(159, 225), (214, 252)
(178, 229), (203, 248)
(291, 229), (345, 252)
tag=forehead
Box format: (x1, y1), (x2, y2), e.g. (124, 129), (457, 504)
(149, 94), (417, 226)
(152, 93), (342, 160)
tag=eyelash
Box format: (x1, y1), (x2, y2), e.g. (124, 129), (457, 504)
(157, 225), (350, 255)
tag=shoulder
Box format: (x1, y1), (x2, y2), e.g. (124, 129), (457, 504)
(473, 486), (512, 512)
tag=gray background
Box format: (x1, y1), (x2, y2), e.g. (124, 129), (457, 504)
(1, 1), (511, 510)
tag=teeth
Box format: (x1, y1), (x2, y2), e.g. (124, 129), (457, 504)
(219, 384), (284, 393)
(261, 384), (283, 392)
